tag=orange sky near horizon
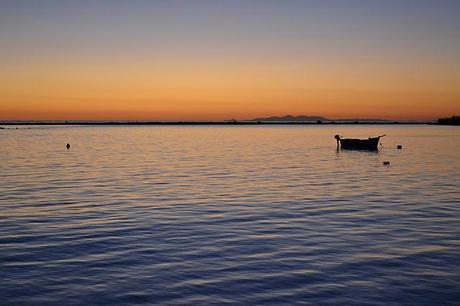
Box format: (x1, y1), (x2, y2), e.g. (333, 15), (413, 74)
(1, 1), (459, 121)
(2, 56), (458, 121)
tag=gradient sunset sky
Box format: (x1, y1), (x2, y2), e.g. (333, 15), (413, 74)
(1, 0), (459, 121)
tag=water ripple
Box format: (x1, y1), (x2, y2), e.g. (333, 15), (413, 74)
(1, 125), (460, 305)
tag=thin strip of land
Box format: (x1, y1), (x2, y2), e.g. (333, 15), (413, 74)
(0, 120), (432, 126)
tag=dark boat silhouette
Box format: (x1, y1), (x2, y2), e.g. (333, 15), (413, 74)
(335, 135), (385, 151)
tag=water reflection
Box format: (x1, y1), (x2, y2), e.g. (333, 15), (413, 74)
(0, 125), (459, 305)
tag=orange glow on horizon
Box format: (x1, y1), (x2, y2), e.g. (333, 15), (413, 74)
(1, 47), (459, 121)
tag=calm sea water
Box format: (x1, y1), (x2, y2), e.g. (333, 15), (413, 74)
(1, 125), (459, 305)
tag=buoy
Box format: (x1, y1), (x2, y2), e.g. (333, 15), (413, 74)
(383, 161), (390, 166)
(66, 143), (70, 150)
(397, 145), (402, 149)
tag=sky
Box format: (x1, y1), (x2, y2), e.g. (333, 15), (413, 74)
(1, 0), (459, 121)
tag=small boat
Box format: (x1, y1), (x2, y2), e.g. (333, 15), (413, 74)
(335, 134), (385, 151)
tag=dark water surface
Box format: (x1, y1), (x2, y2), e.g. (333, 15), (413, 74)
(1, 125), (459, 305)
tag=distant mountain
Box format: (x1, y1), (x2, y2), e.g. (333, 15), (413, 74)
(249, 115), (328, 122)
(248, 115), (395, 123)
(332, 118), (392, 123)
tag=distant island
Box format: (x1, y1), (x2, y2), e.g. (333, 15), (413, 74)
(250, 115), (328, 122)
(248, 115), (393, 123)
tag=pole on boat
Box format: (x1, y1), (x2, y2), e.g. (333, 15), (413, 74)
(334, 135), (341, 149)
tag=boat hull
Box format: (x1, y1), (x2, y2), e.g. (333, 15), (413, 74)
(339, 137), (381, 151)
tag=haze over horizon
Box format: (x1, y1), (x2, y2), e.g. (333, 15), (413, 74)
(1, 0), (459, 121)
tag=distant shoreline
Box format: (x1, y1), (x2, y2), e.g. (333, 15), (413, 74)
(0, 121), (433, 126)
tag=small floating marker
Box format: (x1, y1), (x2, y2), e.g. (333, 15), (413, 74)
(66, 143), (70, 150)
(383, 161), (390, 166)
(397, 145), (402, 149)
